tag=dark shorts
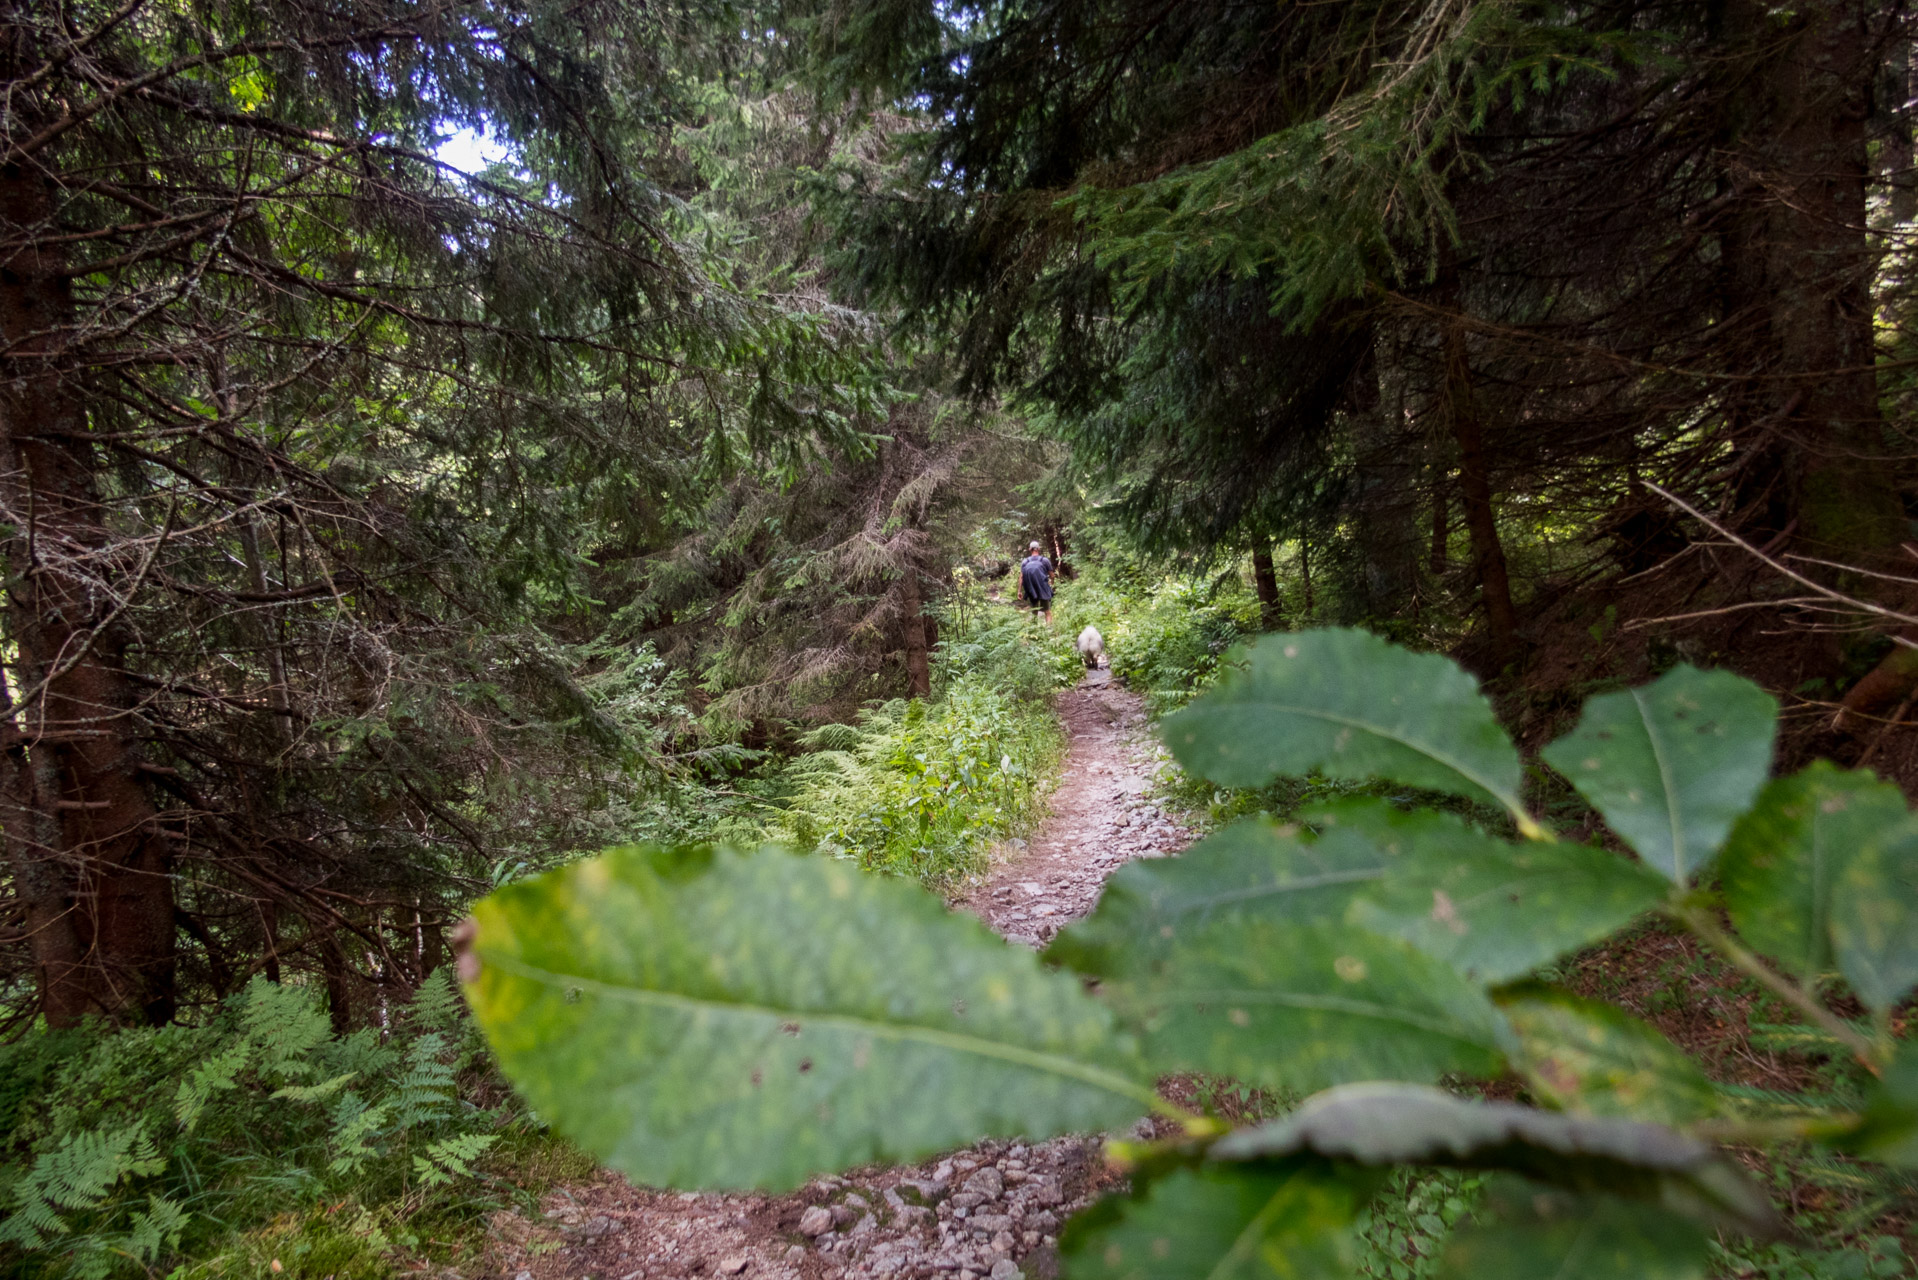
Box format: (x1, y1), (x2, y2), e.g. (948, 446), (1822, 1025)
(1025, 597), (1051, 611)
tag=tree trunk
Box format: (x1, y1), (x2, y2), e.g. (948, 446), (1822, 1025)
(1887, 39), (1915, 224)
(900, 567), (932, 698)
(1251, 543), (1283, 631)
(1299, 541), (1315, 620)
(1440, 307), (1519, 662)
(0, 162), (175, 1026)
(1757, 1), (1906, 569)
(1429, 472), (1451, 576)
(1352, 352), (1419, 618)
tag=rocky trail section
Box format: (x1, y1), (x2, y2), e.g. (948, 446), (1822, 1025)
(485, 674), (1194, 1280)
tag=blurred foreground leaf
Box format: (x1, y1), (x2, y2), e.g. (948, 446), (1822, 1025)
(1164, 629), (1528, 823)
(1498, 987), (1719, 1127)
(461, 845), (1151, 1189)
(1541, 665), (1776, 886)
(1214, 1084), (1777, 1235)
(1116, 920), (1513, 1091)
(1436, 1176), (1710, 1280)
(1720, 763), (1906, 983)
(1046, 814), (1393, 981)
(1062, 1162), (1380, 1280)
(1330, 801), (1666, 984)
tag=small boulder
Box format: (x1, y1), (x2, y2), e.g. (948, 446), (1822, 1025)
(799, 1206), (834, 1237)
(962, 1167), (1004, 1201)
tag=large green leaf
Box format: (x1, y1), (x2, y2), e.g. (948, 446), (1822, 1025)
(1497, 987), (1719, 1127)
(1117, 920), (1514, 1092)
(1436, 1177), (1709, 1280)
(1214, 1083), (1778, 1235)
(1830, 812), (1918, 1014)
(1061, 1162), (1380, 1280)
(1540, 665), (1777, 885)
(1163, 629), (1528, 823)
(1045, 813), (1396, 981)
(1836, 1043), (1918, 1165)
(459, 845), (1152, 1190)
(1331, 802), (1667, 984)
(1719, 763), (1906, 981)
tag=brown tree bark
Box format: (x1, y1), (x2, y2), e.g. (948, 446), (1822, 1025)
(1755, 1), (1906, 568)
(900, 566), (932, 698)
(1352, 356), (1419, 617)
(1299, 541), (1315, 620)
(1440, 307), (1519, 662)
(0, 161), (175, 1025)
(1251, 543), (1283, 631)
(1429, 472), (1451, 577)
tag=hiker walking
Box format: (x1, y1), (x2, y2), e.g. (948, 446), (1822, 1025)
(1019, 540), (1055, 626)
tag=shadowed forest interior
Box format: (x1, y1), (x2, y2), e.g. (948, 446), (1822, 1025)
(11, 1), (1918, 1277)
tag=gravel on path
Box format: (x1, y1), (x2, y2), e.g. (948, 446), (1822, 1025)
(482, 673), (1191, 1280)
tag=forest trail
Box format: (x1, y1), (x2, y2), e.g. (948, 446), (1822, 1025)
(484, 673), (1196, 1280)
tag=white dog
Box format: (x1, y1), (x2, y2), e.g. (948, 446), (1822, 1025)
(1076, 625), (1105, 668)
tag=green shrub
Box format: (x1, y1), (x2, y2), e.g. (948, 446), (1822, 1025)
(462, 628), (1918, 1280)
(1050, 565), (1259, 711)
(0, 973), (535, 1279)
(777, 667), (1065, 885)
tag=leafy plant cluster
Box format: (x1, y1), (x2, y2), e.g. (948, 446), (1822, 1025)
(1048, 561), (1262, 713)
(462, 627), (1918, 1279)
(777, 610), (1070, 884)
(0, 973), (535, 1280)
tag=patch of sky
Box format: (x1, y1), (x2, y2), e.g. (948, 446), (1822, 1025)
(436, 125), (512, 173)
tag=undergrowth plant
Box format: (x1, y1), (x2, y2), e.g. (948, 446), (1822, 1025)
(0, 972), (529, 1280)
(1051, 565), (1259, 713)
(457, 628), (1918, 1278)
(778, 653), (1066, 885)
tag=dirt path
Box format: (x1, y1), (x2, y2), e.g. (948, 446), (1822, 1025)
(486, 674), (1194, 1280)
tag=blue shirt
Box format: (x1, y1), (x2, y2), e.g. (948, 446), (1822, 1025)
(1020, 555), (1054, 603)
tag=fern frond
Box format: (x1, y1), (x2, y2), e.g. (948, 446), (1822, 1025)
(122, 1193), (190, 1263)
(270, 1072), (358, 1104)
(175, 1036), (252, 1131)
(412, 1132), (497, 1187)
(327, 1094), (392, 1175)
(390, 1035), (456, 1129)
(240, 976), (332, 1081)
(0, 1122), (162, 1250)
(408, 969), (466, 1038)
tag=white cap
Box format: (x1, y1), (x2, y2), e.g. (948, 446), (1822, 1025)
(1030, 541), (1042, 551)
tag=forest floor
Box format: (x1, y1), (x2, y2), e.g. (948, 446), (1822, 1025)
(480, 670), (1195, 1280)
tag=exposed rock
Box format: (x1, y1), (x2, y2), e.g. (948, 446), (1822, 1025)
(962, 1168), (1003, 1201)
(990, 1261), (1022, 1280)
(717, 1256), (750, 1275)
(799, 1206), (834, 1237)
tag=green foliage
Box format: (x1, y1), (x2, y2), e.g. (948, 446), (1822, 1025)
(0, 973), (520, 1279)
(1539, 665), (1778, 886)
(1163, 629), (1531, 828)
(465, 627), (1918, 1276)
(460, 844), (1154, 1190)
(1438, 1178), (1710, 1280)
(1063, 1161), (1381, 1280)
(1496, 987), (1718, 1127)
(775, 627), (1068, 885)
(1052, 565), (1259, 713)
